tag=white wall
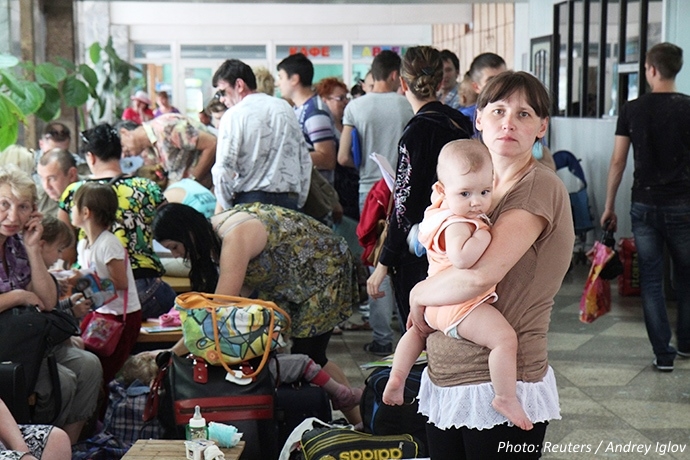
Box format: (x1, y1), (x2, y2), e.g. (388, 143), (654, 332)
(665, 0), (690, 93)
(551, 117), (634, 238)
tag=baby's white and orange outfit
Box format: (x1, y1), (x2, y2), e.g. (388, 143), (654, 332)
(418, 192), (498, 338)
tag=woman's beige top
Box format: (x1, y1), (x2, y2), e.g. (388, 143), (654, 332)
(426, 164), (575, 386)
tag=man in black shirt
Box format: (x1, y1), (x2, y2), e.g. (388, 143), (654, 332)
(601, 42), (690, 372)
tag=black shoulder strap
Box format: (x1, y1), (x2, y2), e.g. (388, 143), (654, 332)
(108, 173), (127, 185)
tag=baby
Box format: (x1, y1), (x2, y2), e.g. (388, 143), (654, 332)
(382, 139), (532, 431)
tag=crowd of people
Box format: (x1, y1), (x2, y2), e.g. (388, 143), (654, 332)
(2, 40), (687, 460)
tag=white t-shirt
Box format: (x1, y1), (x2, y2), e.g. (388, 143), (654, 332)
(77, 230), (141, 316)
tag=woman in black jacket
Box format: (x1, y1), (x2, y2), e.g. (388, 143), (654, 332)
(367, 46), (473, 325)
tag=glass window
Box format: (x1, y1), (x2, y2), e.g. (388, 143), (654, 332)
(606, 1), (620, 116)
(313, 64), (344, 82)
(586, 0), (602, 117)
(180, 45), (266, 60)
(647, 0), (662, 48)
(134, 44), (172, 60)
(553, 0), (657, 118)
(352, 63), (370, 86)
(184, 67), (214, 120)
(624, 0), (640, 63)
(556, 2), (569, 115)
(572, 1), (584, 116)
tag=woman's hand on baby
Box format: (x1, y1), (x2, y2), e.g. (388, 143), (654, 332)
(367, 263), (388, 299)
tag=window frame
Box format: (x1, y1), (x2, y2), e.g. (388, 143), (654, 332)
(552, 0), (659, 118)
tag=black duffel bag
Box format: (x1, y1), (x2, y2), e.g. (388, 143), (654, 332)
(146, 351), (279, 460)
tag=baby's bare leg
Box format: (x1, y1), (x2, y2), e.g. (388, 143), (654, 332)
(382, 328), (427, 406)
(456, 304), (533, 430)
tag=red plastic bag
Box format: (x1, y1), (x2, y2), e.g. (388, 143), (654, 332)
(618, 237), (641, 296)
(579, 241), (613, 323)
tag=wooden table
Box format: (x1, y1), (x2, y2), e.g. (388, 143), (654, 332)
(138, 321), (183, 343)
(162, 275), (192, 294)
(122, 439), (245, 460)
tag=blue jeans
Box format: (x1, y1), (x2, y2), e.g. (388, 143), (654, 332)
(360, 191), (395, 346)
(136, 277), (178, 320)
(631, 202), (690, 360)
(234, 191), (298, 210)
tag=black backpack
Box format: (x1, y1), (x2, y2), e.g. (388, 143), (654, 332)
(359, 364), (428, 456)
(0, 305), (80, 422)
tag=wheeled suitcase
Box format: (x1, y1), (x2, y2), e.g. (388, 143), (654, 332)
(275, 382), (332, 450)
(0, 361), (31, 423)
(153, 352), (279, 460)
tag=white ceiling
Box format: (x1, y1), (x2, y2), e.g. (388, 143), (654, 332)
(83, 0), (525, 3)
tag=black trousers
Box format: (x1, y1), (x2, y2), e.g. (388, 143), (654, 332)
(391, 258), (429, 326)
(426, 421), (548, 460)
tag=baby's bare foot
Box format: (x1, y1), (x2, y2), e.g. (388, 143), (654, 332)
(492, 396), (533, 431)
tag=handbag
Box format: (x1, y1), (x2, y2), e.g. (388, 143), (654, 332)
(302, 166), (340, 220)
(366, 192), (393, 267)
(145, 351), (278, 459)
(175, 292), (290, 379)
(579, 239), (614, 323)
(598, 228), (624, 280)
(299, 423), (420, 460)
(80, 248), (129, 357)
(81, 310), (126, 357)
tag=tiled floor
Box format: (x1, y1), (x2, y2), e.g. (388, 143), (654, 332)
(327, 263), (690, 459)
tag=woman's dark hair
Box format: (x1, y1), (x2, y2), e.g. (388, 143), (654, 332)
(80, 123), (122, 161)
(401, 46), (443, 100)
(153, 203), (222, 292)
(350, 81), (366, 98)
(476, 71), (551, 119)
(73, 182), (119, 228)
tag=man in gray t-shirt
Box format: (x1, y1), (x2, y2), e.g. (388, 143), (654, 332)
(337, 50), (413, 356)
(339, 54), (413, 198)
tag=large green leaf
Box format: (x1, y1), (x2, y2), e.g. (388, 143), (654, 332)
(9, 80), (45, 114)
(56, 56), (77, 71)
(97, 96), (106, 118)
(35, 62), (67, 88)
(0, 54), (19, 70)
(0, 68), (24, 94)
(63, 75), (89, 107)
(0, 94), (24, 150)
(89, 42), (102, 65)
(78, 64), (98, 89)
(35, 84), (61, 121)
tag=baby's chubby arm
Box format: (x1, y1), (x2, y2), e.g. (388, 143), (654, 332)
(443, 221), (491, 269)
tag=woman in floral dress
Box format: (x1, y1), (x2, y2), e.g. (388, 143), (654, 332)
(153, 202), (361, 423)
